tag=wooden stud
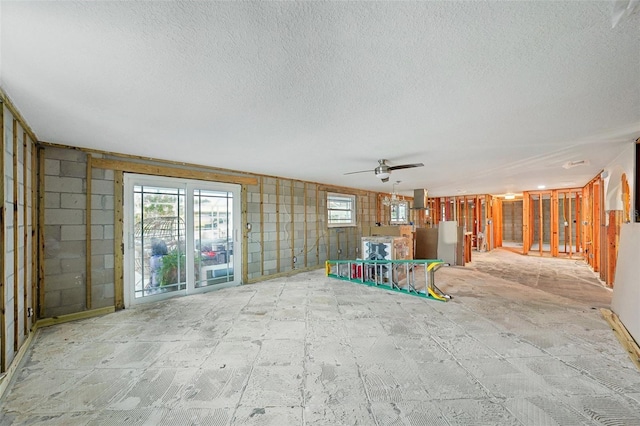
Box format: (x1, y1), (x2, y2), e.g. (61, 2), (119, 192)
(13, 119), (20, 351)
(275, 178), (281, 273)
(303, 183), (308, 268)
(606, 210), (621, 287)
(260, 177), (264, 277)
(91, 158), (257, 186)
(551, 190), (559, 257)
(538, 194), (543, 256)
(86, 154), (93, 310)
(22, 133), (29, 336)
(290, 180), (295, 270)
(31, 139), (38, 324)
(522, 192), (530, 254)
(568, 192), (573, 257)
(0, 103), (6, 372)
(37, 147), (45, 319)
(241, 184), (249, 284)
(575, 191), (581, 255)
(316, 184), (320, 265)
(593, 179), (601, 273)
(494, 197), (503, 248)
(113, 170), (124, 310)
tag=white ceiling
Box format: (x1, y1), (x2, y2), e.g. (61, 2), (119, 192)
(1, 1), (639, 197)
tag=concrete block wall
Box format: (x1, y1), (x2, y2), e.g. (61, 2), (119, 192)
(43, 147), (88, 317)
(90, 165), (115, 308)
(244, 179), (377, 281)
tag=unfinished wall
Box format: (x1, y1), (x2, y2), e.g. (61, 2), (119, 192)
(43, 147), (88, 317)
(244, 178), (377, 281)
(502, 200), (523, 242)
(42, 148), (117, 317)
(40, 145), (380, 308)
(1, 100), (36, 373)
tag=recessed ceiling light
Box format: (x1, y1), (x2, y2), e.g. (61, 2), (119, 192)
(537, 185), (546, 189)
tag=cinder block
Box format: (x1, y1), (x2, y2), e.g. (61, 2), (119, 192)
(91, 168), (105, 180)
(91, 268), (114, 285)
(248, 261), (261, 274)
(45, 176), (83, 193)
(56, 240), (86, 258)
(91, 225), (104, 240)
(46, 272), (85, 291)
(45, 209), (84, 225)
(44, 158), (60, 176)
(92, 239), (114, 255)
(61, 224), (86, 241)
(91, 194), (114, 210)
(61, 193), (86, 209)
(46, 147), (86, 162)
(61, 257), (86, 274)
(91, 254), (105, 269)
(92, 180), (114, 195)
(44, 291), (61, 309)
(103, 169), (114, 180)
(104, 254), (114, 269)
(60, 287), (87, 307)
(60, 161), (86, 178)
(92, 210), (114, 225)
(45, 193), (61, 209)
(102, 225), (114, 239)
(44, 258), (62, 275)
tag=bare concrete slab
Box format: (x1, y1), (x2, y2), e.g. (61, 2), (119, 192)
(1, 249), (639, 425)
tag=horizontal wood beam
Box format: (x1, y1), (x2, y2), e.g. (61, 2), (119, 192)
(92, 158), (258, 185)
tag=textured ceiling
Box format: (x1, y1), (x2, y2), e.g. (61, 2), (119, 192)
(1, 1), (639, 197)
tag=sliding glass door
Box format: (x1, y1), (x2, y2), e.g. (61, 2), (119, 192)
(124, 174), (241, 305)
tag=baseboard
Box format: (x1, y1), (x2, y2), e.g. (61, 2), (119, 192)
(601, 308), (640, 371)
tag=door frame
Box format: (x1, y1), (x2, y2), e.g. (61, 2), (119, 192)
(123, 173), (242, 306)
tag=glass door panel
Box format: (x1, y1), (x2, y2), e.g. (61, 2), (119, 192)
(193, 189), (234, 289)
(133, 185), (186, 299)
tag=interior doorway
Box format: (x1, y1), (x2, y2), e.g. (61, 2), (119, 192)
(124, 174), (241, 305)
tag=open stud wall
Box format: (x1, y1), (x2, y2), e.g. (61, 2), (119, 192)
(0, 95), (37, 376)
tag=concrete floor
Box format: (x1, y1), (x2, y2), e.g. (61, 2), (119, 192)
(1, 249), (640, 425)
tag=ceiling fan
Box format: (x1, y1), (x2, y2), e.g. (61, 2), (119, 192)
(344, 159), (424, 182)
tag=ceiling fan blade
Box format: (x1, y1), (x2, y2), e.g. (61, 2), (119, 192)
(388, 163), (424, 171)
(344, 169), (374, 175)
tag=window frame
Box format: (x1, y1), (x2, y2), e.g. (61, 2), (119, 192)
(327, 192), (357, 227)
(390, 200), (410, 224)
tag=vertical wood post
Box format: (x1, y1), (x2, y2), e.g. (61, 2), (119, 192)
(86, 155), (92, 309)
(113, 170), (124, 310)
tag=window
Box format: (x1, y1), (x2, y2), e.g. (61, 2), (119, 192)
(390, 201), (409, 224)
(327, 193), (356, 227)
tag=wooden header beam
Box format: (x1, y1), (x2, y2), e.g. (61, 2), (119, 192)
(92, 158), (257, 186)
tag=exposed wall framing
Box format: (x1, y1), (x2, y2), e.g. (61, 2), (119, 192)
(0, 97), (37, 376)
